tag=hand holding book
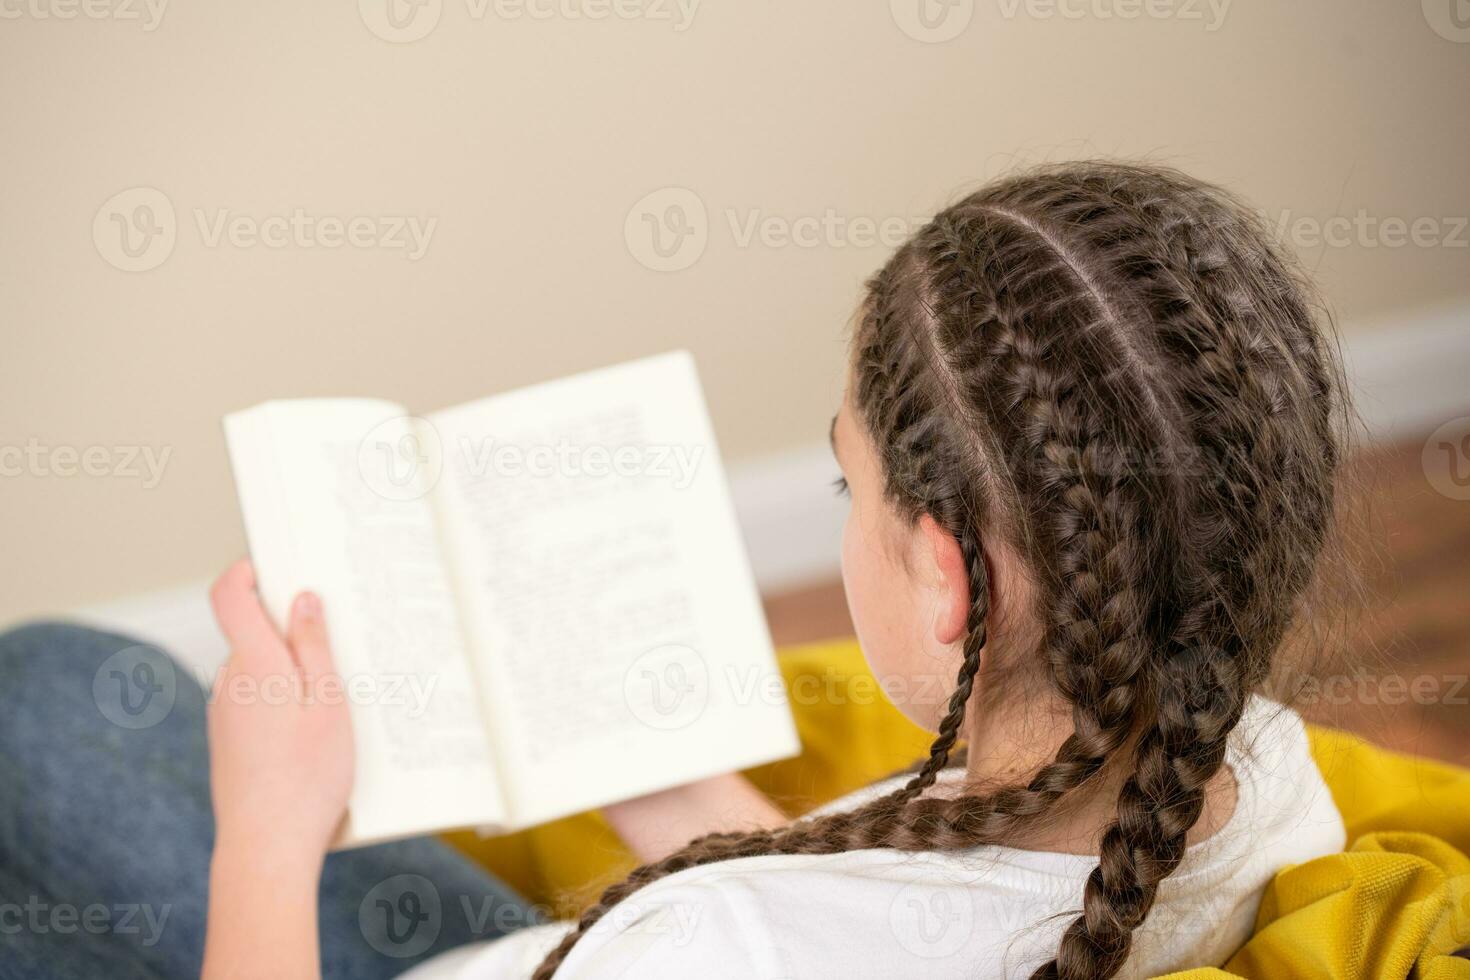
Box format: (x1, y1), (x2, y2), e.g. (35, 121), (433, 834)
(222, 352), (800, 848)
(206, 562), (354, 859)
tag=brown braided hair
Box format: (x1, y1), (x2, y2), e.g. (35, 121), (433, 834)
(533, 161), (1348, 979)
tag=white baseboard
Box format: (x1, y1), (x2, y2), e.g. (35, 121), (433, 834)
(1341, 302), (1470, 440)
(60, 300), (1470, 676)
(728, 444), (845, 593)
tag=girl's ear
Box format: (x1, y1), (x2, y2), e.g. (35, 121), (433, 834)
(918, 514), (971, 646)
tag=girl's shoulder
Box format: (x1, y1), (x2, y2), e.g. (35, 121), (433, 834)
(1215, 693), (1346, 869)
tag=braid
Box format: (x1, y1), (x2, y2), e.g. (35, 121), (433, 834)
(1049, 646), (1248, 978)
(979, 165), (1342, 978)
(533, 163), (1344, 979)
(903, 206), (1167, 802)
(936, 200), (1189, 979)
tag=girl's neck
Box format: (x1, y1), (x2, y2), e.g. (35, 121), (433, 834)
(956, 700), (1238, 855)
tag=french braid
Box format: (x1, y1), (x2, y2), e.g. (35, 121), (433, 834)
(533, 161), (1345, 980)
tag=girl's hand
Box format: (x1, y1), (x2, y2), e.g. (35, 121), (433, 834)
(207, 559), (354, 862)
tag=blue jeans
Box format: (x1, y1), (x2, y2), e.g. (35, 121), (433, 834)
(0, 622), (539, 979)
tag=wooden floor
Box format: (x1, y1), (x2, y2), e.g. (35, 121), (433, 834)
(761, 437), (1470, 766)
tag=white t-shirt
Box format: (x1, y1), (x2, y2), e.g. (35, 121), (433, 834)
(405, 696), (1344, 979)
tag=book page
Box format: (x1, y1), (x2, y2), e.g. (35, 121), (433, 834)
(223, 400), (506, 846)
(427, 352), (800, 828)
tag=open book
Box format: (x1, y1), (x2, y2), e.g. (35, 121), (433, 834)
(223, 351), (800, 849)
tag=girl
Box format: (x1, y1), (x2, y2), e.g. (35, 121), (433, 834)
(0, 161), (1348, 979)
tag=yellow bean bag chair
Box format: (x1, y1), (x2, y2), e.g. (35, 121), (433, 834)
(442, 639), (1470, 978)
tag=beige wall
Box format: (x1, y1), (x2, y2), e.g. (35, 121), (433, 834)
(2, 0), (1468, 621)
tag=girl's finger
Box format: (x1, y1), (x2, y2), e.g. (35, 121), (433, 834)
(209, 559), (292, 673)
(286, 591), (336, 679)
